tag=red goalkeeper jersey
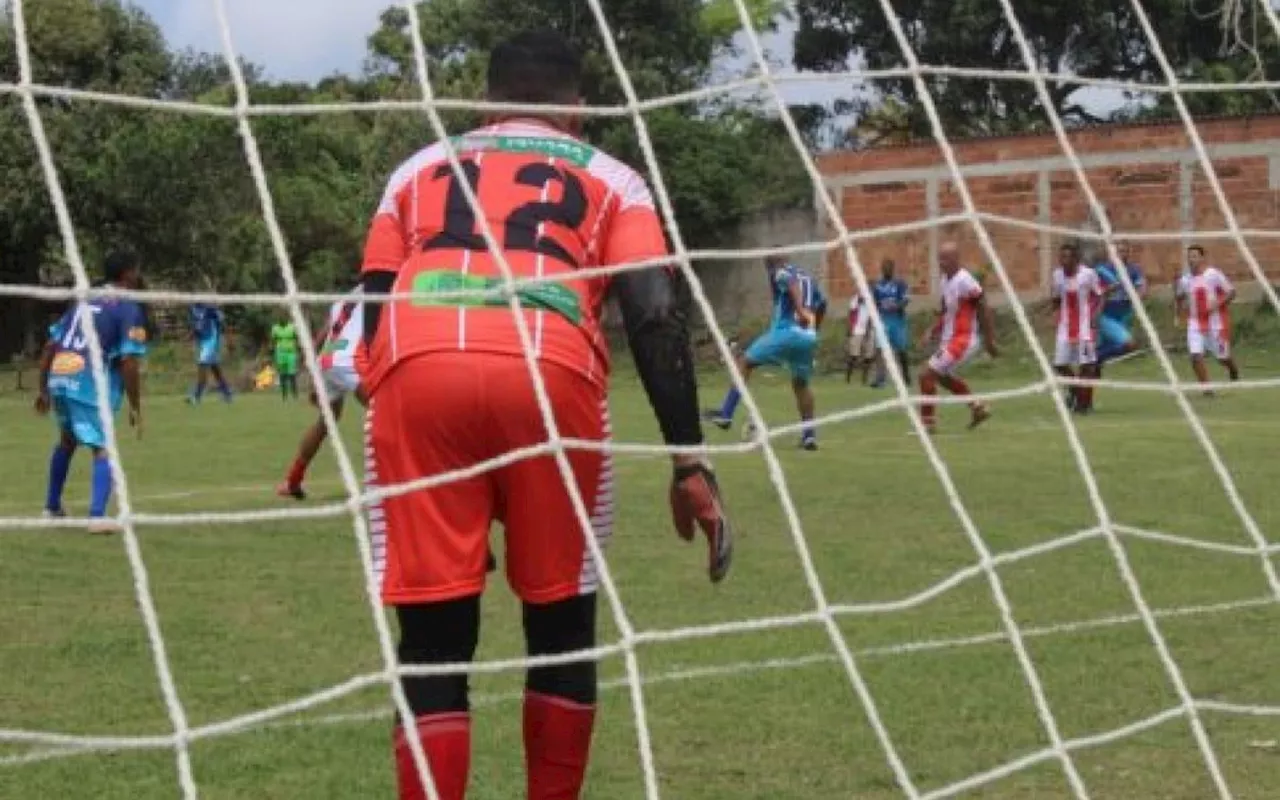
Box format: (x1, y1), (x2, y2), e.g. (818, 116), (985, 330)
(358, 119), (670, 394)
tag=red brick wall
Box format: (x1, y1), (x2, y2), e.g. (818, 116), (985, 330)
(817, 115), (1280, 301)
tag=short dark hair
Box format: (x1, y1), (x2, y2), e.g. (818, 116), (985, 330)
(103, 250), (138, 283)
(487, 30), (583, 105)
(1060, 242), (1079, 253)
(1187, 244), (1205, 256)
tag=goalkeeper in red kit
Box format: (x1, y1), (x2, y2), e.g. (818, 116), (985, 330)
(357, 29), (733, 800)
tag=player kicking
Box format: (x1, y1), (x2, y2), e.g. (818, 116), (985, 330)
(1050, 243), (1104, 415)
(708, 255), (827, 450)
(1176, 244), (1240, 393)
(918, 242), (997, 435)
(358, 30), (733, 800)
(34, 252), (147, 533)
(276, 291), (366, 500)
(1093, 241), (1147, 380)
(845, 290), (875, 384)
(186, 302), (233, 405)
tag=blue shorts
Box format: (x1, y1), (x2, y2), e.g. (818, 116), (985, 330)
(196, 337), (221, 366)
(53, 396), (107, 450)
(1097, 315), (1133, 360)
(744, 326), (818, 383)
(881, 316), (908, 352)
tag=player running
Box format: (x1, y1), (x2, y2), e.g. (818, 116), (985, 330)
(1093, 241), (1147, 379)
(358, 30), (733, 800)
(269, 318), (300, 400)
(1050, 243), (1104, 415)
(34, 252), (147, 533)
(870, 257), (910, 387)
(918, 242), (997, 435)
(1176, 244), (1240, 392)
(844, 290), (875, 384)
(186, 302), (233, 405)
(707, 255), (827, 450)
(276, 290), (366, 500)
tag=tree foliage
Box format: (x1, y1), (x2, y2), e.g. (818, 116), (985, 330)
(0, 0), (811, 360)
(795, 0), (1280, 140)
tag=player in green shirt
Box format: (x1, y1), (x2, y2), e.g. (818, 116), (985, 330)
(270, 320), (300, 400)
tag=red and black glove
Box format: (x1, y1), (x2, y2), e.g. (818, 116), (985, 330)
(670, 462), (734, 583)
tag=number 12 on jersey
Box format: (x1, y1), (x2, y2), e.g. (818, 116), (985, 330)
(423, 157), (589, 268)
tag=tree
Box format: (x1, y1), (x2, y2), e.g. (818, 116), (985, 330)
(793, 0), (1280, 139)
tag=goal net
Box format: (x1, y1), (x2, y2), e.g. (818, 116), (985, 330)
(2, 0), (1280, 798)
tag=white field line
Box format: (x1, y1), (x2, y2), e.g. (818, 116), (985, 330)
(3, 593), (1274, 768)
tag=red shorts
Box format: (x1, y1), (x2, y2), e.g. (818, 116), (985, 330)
(366, 352), (613, 606)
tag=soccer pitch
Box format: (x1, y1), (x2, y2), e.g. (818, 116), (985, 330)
(2, 357), (1279, 799)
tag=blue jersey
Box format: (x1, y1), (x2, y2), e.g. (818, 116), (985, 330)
(1095, 262), (1145, 320)
(770, 265), (827, 330)
(872, 277), (909, 319)
(190, 304), (224, 343)
(47, 296), (149, 410)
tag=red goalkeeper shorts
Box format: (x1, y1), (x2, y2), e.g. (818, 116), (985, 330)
(366, 352), (613, 606)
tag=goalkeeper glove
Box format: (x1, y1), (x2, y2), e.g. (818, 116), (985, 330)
(670, 461), (734, 583)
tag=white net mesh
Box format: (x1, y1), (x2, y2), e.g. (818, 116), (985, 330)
(3, 0), (1280, 798)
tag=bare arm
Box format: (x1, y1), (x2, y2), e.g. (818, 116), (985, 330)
(787, 281), (814, 327)
(34, 341), (56, 414)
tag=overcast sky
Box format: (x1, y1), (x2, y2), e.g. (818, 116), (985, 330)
(134, 1), (1121, 117)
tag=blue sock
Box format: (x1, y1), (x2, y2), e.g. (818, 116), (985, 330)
(217, 377), (232, 397)
(89, 456), (113, 518)
(802, 418), (816, 440)
(719, 388), (741, 420)
(45, 445), (74, 512)
(192, 381), (206, 401)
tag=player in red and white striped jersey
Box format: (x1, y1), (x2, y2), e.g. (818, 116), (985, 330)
(358, 31), (732, 800)
(844, 291), (876, 384)
(276, 289), (366, 500)
(1050, 243), (1104, 414)
(917, 242), (997, 434)
(1176, 244), (1240, 392)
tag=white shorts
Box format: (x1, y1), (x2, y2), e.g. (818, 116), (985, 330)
(1187, 329), (1231, 360)
(1053, 338), (1098, 367)
(928, 338), (981, 377)
(846, 333), (876, 360)
(322, 365), (360, 400)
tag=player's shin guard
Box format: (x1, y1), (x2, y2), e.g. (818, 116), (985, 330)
(523, 595), (598, 800)
(395, 596), (481, 800)
(394, 714), (470, 800)
(89, 455), (113, 518)
(46, 444), (74, 513)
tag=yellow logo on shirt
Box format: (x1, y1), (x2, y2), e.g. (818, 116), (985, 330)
(127, 326), (148, 343)
(51, 352), (85, 375)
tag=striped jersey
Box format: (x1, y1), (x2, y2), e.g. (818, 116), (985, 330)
(770, 265), (826, 331)
(1177, 267), (1233, 336)
(358, 119), (669, 394)
(318, 289), (365, 372)
(1051, 265), (1103, 343)
(938, 268), (984, 353)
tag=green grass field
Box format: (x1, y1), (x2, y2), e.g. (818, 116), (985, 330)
(1, 350), (1279, 799)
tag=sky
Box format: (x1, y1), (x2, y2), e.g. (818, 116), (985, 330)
(134, 1), (1121, 118)
(136, 0), (847, 103)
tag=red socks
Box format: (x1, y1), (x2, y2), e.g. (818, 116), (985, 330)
(938, 375), (971, 396)
(395, 713), (471, 800)
(919, 373), (938, 426)
(285, 457), (307, 488)
(523, 691), (596, 800)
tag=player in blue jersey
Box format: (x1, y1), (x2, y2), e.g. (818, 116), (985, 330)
(1093, 241), (1147, 380)
(34, 252), (147, 532)
(708, 255), (827, 450)
(186, 302), (233, 405)
(869, 257), (911, 388)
